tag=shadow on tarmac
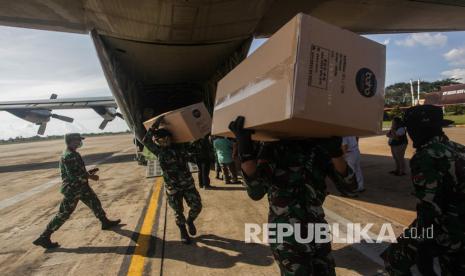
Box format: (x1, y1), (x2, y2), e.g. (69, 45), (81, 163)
(51, 226), (274, 269)
(0, 153), (135, 173)
(333, 241), (389, 275)
(327, 153), (416, 213)
(206, 186), (246, 191)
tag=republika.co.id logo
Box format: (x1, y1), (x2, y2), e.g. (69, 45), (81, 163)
(355, 68), (377, 97)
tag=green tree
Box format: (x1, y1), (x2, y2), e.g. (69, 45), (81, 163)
(384, 78), (462, 107)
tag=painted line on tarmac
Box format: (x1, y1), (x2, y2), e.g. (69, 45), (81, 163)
(0, 147), (133, 211)
(324, 207), (387, 267)
(126, 177), (163, 276)
(328, 195), (407, 228)
(325, 207), (441, 274)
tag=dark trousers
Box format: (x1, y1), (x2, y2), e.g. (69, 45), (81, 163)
(45, 185), (106, 234)
(167, 188), (202, 226)
(221, 162), (238, 183)
(390, 144), (407, 173)
(215, 159), (222, 178)
(197, 160), (211, 188)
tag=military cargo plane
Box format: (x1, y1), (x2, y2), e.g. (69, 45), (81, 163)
(0, 93), (122, 135)
(1, 0), (465, 140)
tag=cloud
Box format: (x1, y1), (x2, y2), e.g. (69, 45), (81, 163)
(395, 33), (447, 48)
(0, 76), (109, 100)
(0, 26), (129, 139)
(444, 46), (465, 65)
(441, 68), (465, 81)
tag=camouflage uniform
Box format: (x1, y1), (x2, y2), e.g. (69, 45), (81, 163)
(191, 136), (213, 188)
(45, 149), (106, 233)
(382, 135), (465, 275)
(244, 140), (356, 276)
(144, 129), (202, 226)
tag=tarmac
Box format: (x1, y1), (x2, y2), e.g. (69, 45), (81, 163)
(1, 129), (464, 275)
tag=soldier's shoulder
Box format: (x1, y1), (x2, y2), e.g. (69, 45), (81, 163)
(448, 140), (465, 153)
(419, 140), (452, 159)
(61, 150), (79, 161)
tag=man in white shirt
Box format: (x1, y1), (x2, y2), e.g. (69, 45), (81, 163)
(342, 136), (365, 192)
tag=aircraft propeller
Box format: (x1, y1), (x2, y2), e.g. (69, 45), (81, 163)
(51, 113), (74, 123)
(36, 113), (74, 135)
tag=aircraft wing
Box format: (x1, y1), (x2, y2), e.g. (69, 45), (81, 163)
(0, 96), (116, 110)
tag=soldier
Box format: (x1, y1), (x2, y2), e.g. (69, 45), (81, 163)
(229, 116), (357, 276)
(143, 117), (202, 244)
(192, 134), (213, 189)
(33, 133), (121, 249)
(382, 105), (465, 275)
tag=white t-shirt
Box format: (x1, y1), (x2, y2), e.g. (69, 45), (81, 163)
(342, 136), (359, 153)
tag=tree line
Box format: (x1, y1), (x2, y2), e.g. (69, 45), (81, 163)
(0, 131), (131, 145)
(384, 78), (465, 120)
(384, 78), (461, 107)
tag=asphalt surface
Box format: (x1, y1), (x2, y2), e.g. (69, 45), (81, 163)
(1, 129), (464, 275)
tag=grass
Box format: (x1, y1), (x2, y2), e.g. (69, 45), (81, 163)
(382, 121), (392, 129)
(444, 114), (465, 125)
(383, 114), (465, 129)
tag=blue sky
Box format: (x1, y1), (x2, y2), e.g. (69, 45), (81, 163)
(1, 26), (465, 139)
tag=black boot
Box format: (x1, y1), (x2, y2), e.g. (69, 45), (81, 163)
(186, 218), (197, 236)
(179, 225), (191, 244)
(101, 218), (121, 230)
(33, 230), (59, 249)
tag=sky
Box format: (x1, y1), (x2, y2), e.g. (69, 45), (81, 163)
(0, 27), (129, 139)
(1, 26), (465, 139)
(249, 31), (465, 85)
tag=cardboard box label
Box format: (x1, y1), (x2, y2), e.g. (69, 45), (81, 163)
(309, 44), (330, 89)
(308, 44), (347, 94)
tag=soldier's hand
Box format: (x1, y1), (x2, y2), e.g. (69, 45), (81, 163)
(89, 174), (99, 181)
(319, 136), (344, 158)
(228, 116), (255, 162)
(152, 115), (165, 130)
(88, 168), (99, 175)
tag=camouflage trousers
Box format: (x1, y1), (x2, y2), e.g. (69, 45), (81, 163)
(381, 223), (465, 275)
(270, 223), (336, 276)
(44, 184), (106, 234)
(166, 188), (202, 226)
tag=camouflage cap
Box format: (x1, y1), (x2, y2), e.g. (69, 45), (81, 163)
(64, 133), (85, 144)
(404, 105), (453, 129)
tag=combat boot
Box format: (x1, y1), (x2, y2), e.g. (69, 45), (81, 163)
(101, 218), (121, 230)
(186, 218), (197, 236)
(179, 225), (191, 244)
(33, 230), (59, 249)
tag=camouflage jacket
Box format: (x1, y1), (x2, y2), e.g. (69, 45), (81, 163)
(410, 135), (465, 252)
(244, 140), (356, 224)
(59, 149), (89, 194)
(143, 129), (195, 194)
(190, 135), (213, 163)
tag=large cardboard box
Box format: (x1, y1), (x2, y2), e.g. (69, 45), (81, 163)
(143, 102), (212, 143)
(212, 13), (385, 140)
